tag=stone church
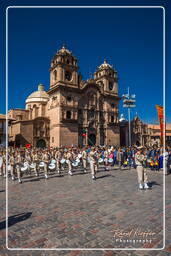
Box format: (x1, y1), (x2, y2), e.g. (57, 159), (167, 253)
(8, 45), (120, 148)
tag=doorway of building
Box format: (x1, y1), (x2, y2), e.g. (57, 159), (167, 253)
(36, 139), (46, 148)
(88, 133), (96, 146)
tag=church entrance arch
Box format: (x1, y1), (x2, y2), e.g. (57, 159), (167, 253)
(88, 133), (96, 146)
(36, 139), (46, 148)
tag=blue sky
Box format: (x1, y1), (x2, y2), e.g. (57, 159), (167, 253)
(0, 0), (170, 123)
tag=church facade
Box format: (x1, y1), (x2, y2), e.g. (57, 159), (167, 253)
(8, 46), (120, 148)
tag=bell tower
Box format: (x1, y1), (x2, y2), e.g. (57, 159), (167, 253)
(50, 45), (79, 88)
(94, 59), (118, 95)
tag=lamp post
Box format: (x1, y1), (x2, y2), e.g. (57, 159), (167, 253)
(122, 87), (136, 147)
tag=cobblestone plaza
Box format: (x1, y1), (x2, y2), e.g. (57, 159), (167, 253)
(1, 165), (171, 255)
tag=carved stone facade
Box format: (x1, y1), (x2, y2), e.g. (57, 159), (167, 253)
(8, 46), (120, 148)
(120, 115), (171, 147)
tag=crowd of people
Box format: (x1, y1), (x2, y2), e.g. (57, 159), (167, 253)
(0, 145), (170, 189)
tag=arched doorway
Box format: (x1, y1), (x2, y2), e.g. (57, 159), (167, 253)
(136, 140), (140, 146)
(88, 133), (96, 146)
(36, 139), (46, 148)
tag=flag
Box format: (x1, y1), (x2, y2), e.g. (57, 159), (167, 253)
(155, 105), (165, 145)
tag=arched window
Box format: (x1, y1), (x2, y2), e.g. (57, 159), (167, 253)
(111, 116), (114, 123)
(54, 70), (57, 81)
(66, 111), (71, 119)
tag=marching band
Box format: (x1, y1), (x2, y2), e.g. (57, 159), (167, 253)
(0, 145), (170, 189)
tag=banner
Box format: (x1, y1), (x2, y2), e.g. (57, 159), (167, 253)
(155, 105), (165, 145)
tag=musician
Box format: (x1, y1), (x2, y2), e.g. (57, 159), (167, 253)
(2, 152), (6, 178)
(89, 147), (98, 180)
(135, 146), (149, 190)
(55, 149), (63, 174)
(9, 152), (15, 180)
(42, 150), (50, 179)
(15, 152), (22, 183)
(32, 151), (40, 177)
(82, 148), (87, 173)
(104, 147), (109, 171)
(0, 151), (3, 176)
(66, 149), (73, 176)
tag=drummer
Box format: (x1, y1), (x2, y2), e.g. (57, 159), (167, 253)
(104, 147), (109, 171)
(82, 147), (87, 173)
(55, 149), (63, 174)
(0, 151), (3, 176)
(15, 152), (22, 183)
(32, 151), (40, 177)
(9, 152), (15, 180)
(89, 147), (98, 180)
(66, 149), (73, 176)
(42, 150), (50, 179)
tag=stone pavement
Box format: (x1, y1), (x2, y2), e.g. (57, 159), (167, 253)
(0, 165), (171, 256)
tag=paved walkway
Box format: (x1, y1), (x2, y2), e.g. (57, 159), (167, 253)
(0, 165), (171, 255)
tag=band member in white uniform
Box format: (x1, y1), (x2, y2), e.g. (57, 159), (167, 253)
(15, 152), (22, 183)
(55, 149), (62, 174)
(0, 151), (3, 176)
(104, 148), (109, 171)
(9, 152), (15, 180)
(89, 147), (98, 180)
(135, 147), (150, 190)
(82, 148), (87, 173)
(42, 150), (50, 179)
(66, 149), (73, 176)
(32, 151), (40, 177)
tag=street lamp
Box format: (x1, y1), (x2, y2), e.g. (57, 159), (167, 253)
(122, 87), (136, 147)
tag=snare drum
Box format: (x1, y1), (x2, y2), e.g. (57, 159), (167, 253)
(39, 162), (45, 168)
(72, 161), (78, 167)
(76, 158), (80, 163)
(60, 159), (66, 164)
(98, 158), (103, 163)
(30, 163), (35, 169)
(48, 163), (56, 170)
(21, 165), (28, 172)
(108, 158), (113, 163)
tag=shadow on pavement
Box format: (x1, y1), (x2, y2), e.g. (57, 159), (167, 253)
(0, 212), (32, 230)
(149, 181), (161, 187)
(96, 174), (112, 179)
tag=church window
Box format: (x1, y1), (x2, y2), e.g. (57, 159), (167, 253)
(109, 82), (113, 90)
(52, 137), (54, 143)
(66, 58), (70, 64)
(111, 116), (114, 123)
(54, 70), (57, 81)
(65, 71), (72, 81)
(66, 111), (71, 119)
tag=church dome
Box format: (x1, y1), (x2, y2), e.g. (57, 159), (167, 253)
(98, 59), (113, 70)
(25, 84), (49, 104)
